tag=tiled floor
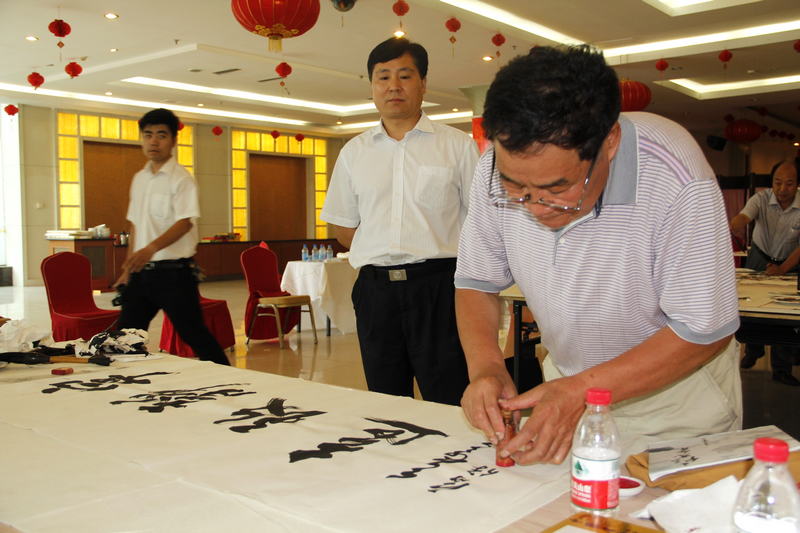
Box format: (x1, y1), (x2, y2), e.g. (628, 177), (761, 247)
(3, 280), (799, 440)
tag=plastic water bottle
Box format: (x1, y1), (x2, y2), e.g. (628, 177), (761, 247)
(570, 388), (621, 518)
(733, 437), (800, 533)
(326, 245), (333, 261)
(302, 245), (309, 262)
(312, 245), (319, 262)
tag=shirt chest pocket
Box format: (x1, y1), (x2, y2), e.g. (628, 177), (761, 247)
(150, 193), (170, 218)
(415, 166), (456, 210)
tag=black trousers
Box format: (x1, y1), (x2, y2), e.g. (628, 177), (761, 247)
(352, 259), (469, 406)
(119, 262), (230, 366)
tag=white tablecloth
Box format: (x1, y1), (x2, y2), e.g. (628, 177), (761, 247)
(281, 260), (360, 334)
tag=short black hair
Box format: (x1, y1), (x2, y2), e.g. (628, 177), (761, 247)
(482, 44), (620, 161)
(139, 108), (179, 137)
(367, 37), (428, 82)
(771, 159), (800, 181)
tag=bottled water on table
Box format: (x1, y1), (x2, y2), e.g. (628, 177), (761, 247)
(312, 245), (319, 262)
(733, 437), (800, 533)
(302, 245), (309, 262)
(326, 245), (333, 260)
(570, 387), (620, 518)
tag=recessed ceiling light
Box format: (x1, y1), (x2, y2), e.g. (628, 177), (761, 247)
(671, 66), (682, 70)
(188, 68), (202, 73)
(747, 70), (756, 74)
(197, 103), (204, 107)
(394, 30), (404, 38)
(26, 36), (38, 41)
(105, 92), (113, 96)
(104, 13), (118, 19)
(110, 48), (118, 52)
(336, 120), (342, 124)
(452, 108), (459, 112)
(483, 56), (493, 61)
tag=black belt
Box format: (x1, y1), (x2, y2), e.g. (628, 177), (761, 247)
(751, 243), (785, 265)
(141, 258), (191, 270)
(361, 258), (457, 281)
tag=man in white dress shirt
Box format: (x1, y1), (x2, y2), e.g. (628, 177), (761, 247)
(321, 37), (479, 405)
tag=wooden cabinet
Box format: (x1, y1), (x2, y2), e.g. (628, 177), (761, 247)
(47, 239), (115, 292)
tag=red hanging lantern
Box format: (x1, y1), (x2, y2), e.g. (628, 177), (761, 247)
(769, 129), (778, 138)
(231, 0), (321, 53)
(794, 40), (800, 53)
(761, 125), (769, 133)
(718, 49), (732, 69)
(270, 130), (280, 139)
(295, 133), (305, 142)
(492, 33), (505, 60)
(723, 114), (735, 124)
(779, 131), (787, 139)
(788, 133), (796, 142)
(445, 17), (460, 56)
(178, 122), (185, 131)
(655, 59), (669, 78)
(27, 72), (44, 90)
(393, 0), (409, 28)
(275, 62), (292, 78)
(65, 62), (82, 79)
(212, 126), (223, 140)
(619, 80), (651, 112)
(4, 105), (19, 117)
(48, 19), (71, 48)
(724, 119), (761, 144)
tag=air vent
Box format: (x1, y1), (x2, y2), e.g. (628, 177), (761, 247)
(213, 68), (242, 75)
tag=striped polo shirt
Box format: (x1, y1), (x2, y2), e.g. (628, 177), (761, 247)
(455, 112), (740, 377)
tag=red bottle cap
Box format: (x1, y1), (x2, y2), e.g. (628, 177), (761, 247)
(586, 388), (611, 405)
(754, 437), (789, 463)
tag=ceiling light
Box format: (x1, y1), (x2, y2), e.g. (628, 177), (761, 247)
(26, 36), (38, 41)
(188, 68), (202, 73)
(104, 13), (118, 19)
(665, 74), (800, 99)
(394, 30), (405, 38)
(452, 108), (459, 112)
(0, 81), (310, 126)
(197, 103), (204, 107)
(641, 0), (762, 17)
(110, 48), (118, 52)
(122, 76), (434, 116)
(336, 120), (342, 124)
(483, 56), (493, 61)
(105, 92), (113, 96)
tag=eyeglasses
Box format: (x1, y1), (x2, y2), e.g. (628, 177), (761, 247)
(488, 148), (599, 213)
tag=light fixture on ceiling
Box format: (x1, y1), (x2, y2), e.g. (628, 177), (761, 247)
(665, 74), (800, 99)
(641, 0), (762, 17)
(188, 68), (202, 73)
(26, 36), (38, 41)
(394, 30), (405, 38)
(336, 120), (342, 124)
(452, 108), (458, 112)
(197, 103), (204, 107)
(482, 56), (493, 61)
(104, 13), (118, 19)
(110, 48), (118, 52)
(105, 92), (113, 96)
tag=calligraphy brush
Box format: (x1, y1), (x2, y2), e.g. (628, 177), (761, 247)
(0, 353), (112, 366)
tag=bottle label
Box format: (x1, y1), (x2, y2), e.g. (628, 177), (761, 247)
(571, 456), (620, 510)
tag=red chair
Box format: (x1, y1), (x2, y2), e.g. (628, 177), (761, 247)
(159, 295), (236, 358)
(41, 252), (120, 342)
(240, 246), (316, 348)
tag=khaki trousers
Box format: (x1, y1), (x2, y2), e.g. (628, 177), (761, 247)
(542, 339), (743, 440)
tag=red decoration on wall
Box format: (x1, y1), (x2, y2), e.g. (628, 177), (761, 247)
(48, 19), (71, 49)
(276, 62), (292, 77)
(619, 80), (651, 112)
(231, 0), (321, 53)
(723, 114), (735, 124)
(445, 17), (460, 56)
(756, 107), (768, 117)
(27, 72), (44, 90)
(4, 105), (19, 116)
(655, 59), (669, 78)
(794, 40), (800, 53)
(212, 126), (223, 140)
(270, 130), (280, 139)
(724, 119), (761, 144)
(392, 0), (409, 28)
(295, 133), (305, 142)
(65, 62), (82, 79)
(718, 49), (732, 69)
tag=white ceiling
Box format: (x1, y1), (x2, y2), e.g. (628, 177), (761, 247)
(1, 0), (799, 138)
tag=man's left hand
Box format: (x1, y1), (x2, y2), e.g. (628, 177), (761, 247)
(122, 244), (157, 273)
(496, 375), (589, 465)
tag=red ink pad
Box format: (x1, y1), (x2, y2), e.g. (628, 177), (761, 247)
(52, 367), (74, 375)
(619, 476), (644, 497)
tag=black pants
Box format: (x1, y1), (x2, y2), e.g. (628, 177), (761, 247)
(119, 262), (230, 366)
(352, 259), (469, 406)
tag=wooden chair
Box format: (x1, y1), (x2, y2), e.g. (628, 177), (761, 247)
(240, 246), (317, 349)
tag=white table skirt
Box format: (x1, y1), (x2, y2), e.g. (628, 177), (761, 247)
(281, 259), (360, 334)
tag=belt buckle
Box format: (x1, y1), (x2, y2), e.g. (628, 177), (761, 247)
(143, 262), (156, 271)
(388, 269), (407, 281)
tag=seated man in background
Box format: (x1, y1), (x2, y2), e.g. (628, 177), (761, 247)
(456, 44), (741, 465)
(730, 159), (800, 386)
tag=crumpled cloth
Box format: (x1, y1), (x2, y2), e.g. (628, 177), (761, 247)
(630, 475), (740, 533)
(0, 319), (53, 352)
(73, 329), (149, 357)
